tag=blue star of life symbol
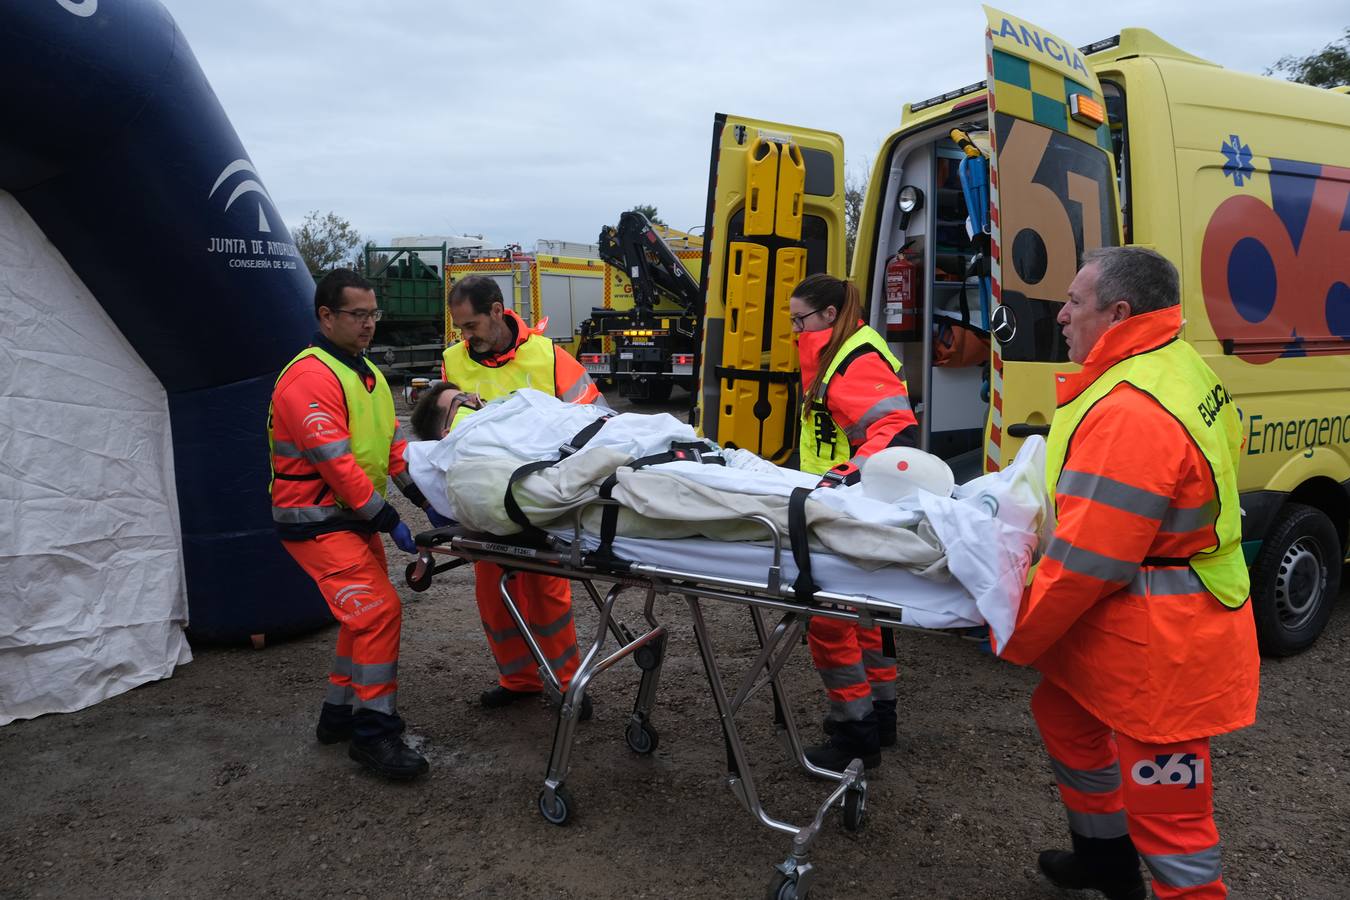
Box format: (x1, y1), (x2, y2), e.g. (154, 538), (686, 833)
(1221, 134), (1254, 186)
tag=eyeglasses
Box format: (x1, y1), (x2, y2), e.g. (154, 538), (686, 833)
(789, 308), (826, 330)
(334, 308), (383, 323)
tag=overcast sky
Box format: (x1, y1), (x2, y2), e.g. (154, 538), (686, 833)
(166, 1), (1343, 250)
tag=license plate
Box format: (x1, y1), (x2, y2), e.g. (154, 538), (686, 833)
(672, 364), (692, 375)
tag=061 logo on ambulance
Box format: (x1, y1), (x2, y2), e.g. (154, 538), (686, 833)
(1201, 155), (1350, 364)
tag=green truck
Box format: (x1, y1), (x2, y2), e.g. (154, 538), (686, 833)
(364, 244), (447, 385)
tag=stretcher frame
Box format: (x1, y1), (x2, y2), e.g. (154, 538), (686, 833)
(407, 503), (926, 899)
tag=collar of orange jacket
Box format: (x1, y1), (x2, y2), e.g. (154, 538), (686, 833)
(470, 307), (546, 366)
(1055, 305), (1182, 406)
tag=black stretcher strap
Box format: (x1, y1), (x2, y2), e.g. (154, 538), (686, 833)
(501, 414), (615, 535)
(788, 486), (819, 603)
(628, 440), (725, 470)
(503, 459), (558, 534)
(592, 473), (624, 561)
(561, 414), (614, 456)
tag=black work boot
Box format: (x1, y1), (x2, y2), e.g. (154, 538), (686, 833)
(823, 699), (896, 747)
(806, 713), (882, 771)
(348, 734), (429, 781)
(479, 684), (542, 708)
(873, 699), (897, 747)
(1038, 832), (1146, 900)
(314, 702), (354, 744)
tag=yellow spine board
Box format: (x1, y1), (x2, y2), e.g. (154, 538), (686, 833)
(715, 143), (809, 465)
(718, 242), (769, 447)
(744, 139), (779, 236)
(774, 143), (805, 240)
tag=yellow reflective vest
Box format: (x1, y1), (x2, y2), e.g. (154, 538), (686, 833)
(268, 345), (395, 501)
(442, 333), (556, 401)
(1045, 338), (1248, 609)
(798, 327), (904, 476)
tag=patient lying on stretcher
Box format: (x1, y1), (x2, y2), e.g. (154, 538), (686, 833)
(403, 384), (1048, 637)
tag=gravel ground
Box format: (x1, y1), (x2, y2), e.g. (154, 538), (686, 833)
(3, 392), (1348, 900)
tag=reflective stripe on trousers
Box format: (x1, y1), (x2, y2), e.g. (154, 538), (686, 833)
(1033, 679), (1227, 899)
(283, 531), (402, 719)
(474, 561), (580, 691)
(807, 617), (897, 721)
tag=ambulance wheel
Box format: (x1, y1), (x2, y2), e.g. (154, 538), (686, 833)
(766, 870), (802, 900)
(842, 784), (866, 832)
(537, 785), (573, 826)
(1250, 503), (1342, 657)
(625, 721), (659, 755)
(405, 562), (432, 593)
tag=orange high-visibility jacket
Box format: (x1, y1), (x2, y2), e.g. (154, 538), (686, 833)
(442, 308), (600, 404)
(999, 306), (1259, 744)
(796, 323), (920, 468)
(269, 337), (411, 540)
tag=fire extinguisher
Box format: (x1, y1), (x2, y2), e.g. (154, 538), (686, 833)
(884, 241), (921, 341)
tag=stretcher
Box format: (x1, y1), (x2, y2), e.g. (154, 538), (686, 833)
(406, 503), (988, 900)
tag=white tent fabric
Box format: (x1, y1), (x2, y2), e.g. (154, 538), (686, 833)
(0, 192), (191, 726)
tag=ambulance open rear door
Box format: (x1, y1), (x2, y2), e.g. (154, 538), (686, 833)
(980, 5), (1121, 470)
(693, 115), (845, 465)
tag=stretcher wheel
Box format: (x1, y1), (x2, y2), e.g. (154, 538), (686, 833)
(842, 784), (866, 832)
(765, 870), (802, 900)
(634, 643), (662, 671)
(405, 561), (432, 593)
(537, 785), (573, 826)
(624, 721), (659, 755)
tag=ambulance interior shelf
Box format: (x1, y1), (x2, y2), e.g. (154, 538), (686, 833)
(873, 123), (991, 470)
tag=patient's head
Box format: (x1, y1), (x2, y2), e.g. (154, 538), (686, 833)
(410, 381), (483, 441)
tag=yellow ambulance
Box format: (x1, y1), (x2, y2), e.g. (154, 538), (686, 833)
(694, 6), (1350, 654)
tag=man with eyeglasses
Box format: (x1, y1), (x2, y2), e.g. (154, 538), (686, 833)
(268, 268), (443, 781)
(441, 274), (601, 719)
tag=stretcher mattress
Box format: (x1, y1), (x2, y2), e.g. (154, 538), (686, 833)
(560, 528), (982, 631)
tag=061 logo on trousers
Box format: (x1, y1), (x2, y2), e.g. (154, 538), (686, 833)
(1131, 754), (1206, 789)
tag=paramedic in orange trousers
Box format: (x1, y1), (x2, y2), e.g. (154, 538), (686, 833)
(269, 269), (446, 780)
(441, 275), (602, 718)
(788, 273), (920, 772)
(997, 247), (1260, 899)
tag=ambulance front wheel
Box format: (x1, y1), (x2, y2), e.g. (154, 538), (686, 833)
(1250, 502), (1342, 657)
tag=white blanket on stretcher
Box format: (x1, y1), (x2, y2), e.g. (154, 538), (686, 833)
(405, 390), (1048, 646)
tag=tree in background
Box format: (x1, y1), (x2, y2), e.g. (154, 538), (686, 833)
(293, 210), (363, 275)
(629, 204), (665, 226)
(1267, 28), (1350, 88)
(844, 162), (869, 270)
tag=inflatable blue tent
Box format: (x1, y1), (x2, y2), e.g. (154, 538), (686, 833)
(1, 0), (333, 724)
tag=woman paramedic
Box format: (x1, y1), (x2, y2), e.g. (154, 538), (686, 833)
(789, 272), (920, 772)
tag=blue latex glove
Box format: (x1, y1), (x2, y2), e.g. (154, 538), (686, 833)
(390, 521), (417, 554)
(425, 507), (455, 529)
